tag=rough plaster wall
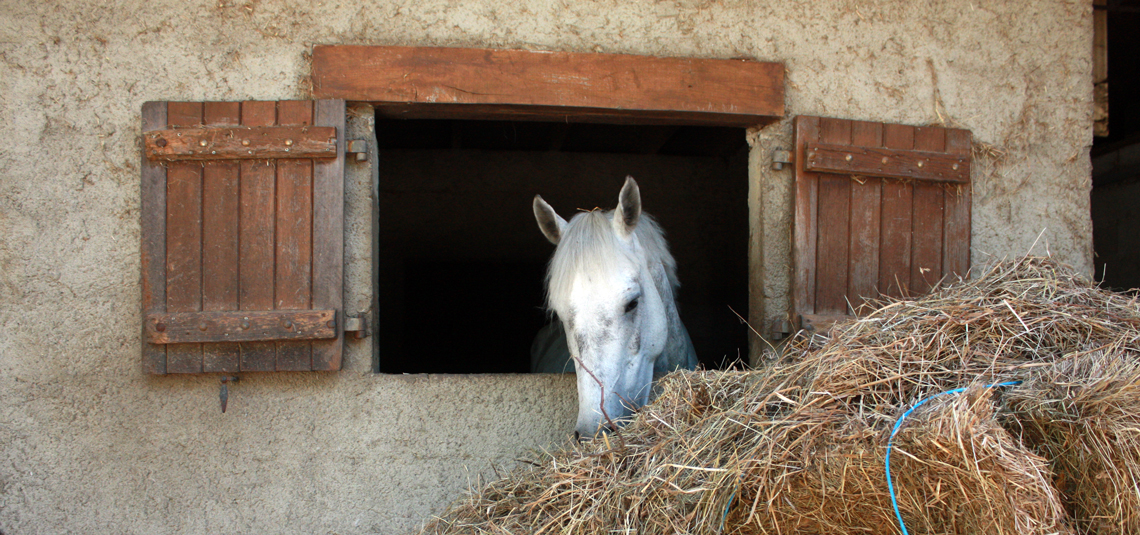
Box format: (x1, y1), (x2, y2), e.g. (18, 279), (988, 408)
(0, 0), (1091, 533)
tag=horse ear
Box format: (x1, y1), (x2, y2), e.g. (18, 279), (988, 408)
(613, 175), (641, 239)
(533, 194), (567, 245)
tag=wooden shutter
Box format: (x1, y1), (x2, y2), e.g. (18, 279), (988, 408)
(140, 100), (346, 374)
(793, 116), (971, 332)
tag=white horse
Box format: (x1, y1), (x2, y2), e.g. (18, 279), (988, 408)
(531, 176), (698, 439)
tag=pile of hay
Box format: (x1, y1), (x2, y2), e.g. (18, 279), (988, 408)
(420, 257), (1140, 535)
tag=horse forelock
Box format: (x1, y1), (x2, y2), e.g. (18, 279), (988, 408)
(545, 210), (678, 314)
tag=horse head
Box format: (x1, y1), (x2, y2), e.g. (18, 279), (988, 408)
(533, 176), (696, 439)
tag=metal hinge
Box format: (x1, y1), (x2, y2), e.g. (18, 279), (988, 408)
(344, 312), (372, 339)
(346, 139), (369, 162)
(771, 149), (793, 170)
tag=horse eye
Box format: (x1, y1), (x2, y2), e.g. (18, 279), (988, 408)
(624, 297), (639, 314)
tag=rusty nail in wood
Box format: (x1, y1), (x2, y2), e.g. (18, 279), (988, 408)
(198, 139), (208, 147)
(917, 160), (924, 168)
(284, 320), (294, 330)
(881, 157), (888, 164)
(156, 138), (168, 147)
(240, 318), (250, 330)
(326, 320), (336, 329)
(284, 139), (294, 146)
(241, 139), (251, 146)
(155, 322), (166, 332)
(198, 322), (208, 331)
(952, 163), (959, 170)
(845, 154), (853, 161)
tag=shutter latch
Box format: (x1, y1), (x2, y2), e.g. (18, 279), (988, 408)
(344, 312), (372, 339)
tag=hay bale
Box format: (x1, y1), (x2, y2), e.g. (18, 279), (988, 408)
(1008, 353), (1140, 535)
(419, 258), (1140, 535)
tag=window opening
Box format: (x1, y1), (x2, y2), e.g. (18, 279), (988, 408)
(375, 118), (750, 373)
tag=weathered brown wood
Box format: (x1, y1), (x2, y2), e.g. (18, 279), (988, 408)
(141, 102), (168, 375)
(1094, 3), (1107, 84)
(878, 123), (915, 298)
(848, 120), (883, 314)
(201, 102), (242, 373)
(804, 143), (969, 183)
(910, 127), (946, 294)
(311, 45), (784, 127)
(144, 126), (337, 161)
(142, 99), (346, 373)
(793, 116), (821, 317)
(146, 310), (337, 344)
(275, 101), (315, 371)
(799, 313), (853, 334)
(374, 102), (775, 127)
(814, 117), (852, 315)
(165, 102), (205, 374)
(942, 128), (972, 281)
(168, 102), (203, 126)
(816, 175), (851, 314)
(239, 101), (279, 371)
(794, 116), (973, 330)
(910, 185), (944, 294)
(311, 99), (346, 371)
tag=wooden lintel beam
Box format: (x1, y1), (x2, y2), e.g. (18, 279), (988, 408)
(311, 45), (784, 127)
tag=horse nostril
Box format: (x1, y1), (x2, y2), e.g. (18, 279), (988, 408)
(574, 430), (581, 442)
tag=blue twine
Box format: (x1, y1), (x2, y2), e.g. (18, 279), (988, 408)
(885, 381), (1021, 535)
(720, 489), (735, 532)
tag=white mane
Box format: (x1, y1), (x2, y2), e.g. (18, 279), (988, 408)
(545, 209), (678, 314)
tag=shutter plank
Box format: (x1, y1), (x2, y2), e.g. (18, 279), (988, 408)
(144, 126), (337, 161)
(311, 99), (346, 371)
(793, 116), (821, 318)
(146, 310), (335, 344)
(141, 102), (168, 374)
(239, 101), (279, 371)
(202, 102), (242, 373)
(911, 127), (946, 294)
(943, 129), (972, 281)
(275, 101), (315, 371)
(815, 118), (852, 315)
(848, 120), (883, 314)
(879, 124), (914, 298)
(165, 102), (205, 374)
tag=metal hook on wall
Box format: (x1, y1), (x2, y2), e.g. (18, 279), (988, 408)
(220, 376), (239, 413)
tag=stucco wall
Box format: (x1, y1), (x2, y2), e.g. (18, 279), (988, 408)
(0, 1), (1092, 533)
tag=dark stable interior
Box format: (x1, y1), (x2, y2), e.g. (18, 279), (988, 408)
(375, 119), (750, 373)
(1093, 1), (1140, 291)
